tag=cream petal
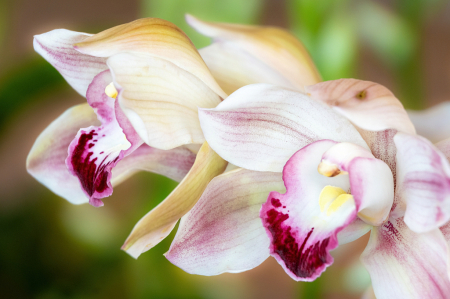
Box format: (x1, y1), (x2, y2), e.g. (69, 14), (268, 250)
(361, 218), (450, 299)
(199, 42), (294, 95)
(408, 102), (450, 143)
(395, 133), (450, 233)
(74, 18), (226, 99)
(122, 142), (227, 258)
(165, 169), (284, 275)
(187, 14), (321, 91)
(199, 84), (367, 172)
(108, 53), (221, 150)
(306, 79), (415, 134)
(33, 29), (108, 96)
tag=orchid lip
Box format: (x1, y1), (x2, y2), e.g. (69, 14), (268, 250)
(318, 186), (354, 217)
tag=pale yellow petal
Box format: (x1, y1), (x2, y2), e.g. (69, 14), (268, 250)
(74, 18), (226, 99)
(108, 53), (221, 150)
(122, 142), (228, 258)
(187, 14), (321, 91)
(199, 42), (294, 95)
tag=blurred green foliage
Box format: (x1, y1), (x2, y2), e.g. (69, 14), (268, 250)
(1, 0), (449, 298)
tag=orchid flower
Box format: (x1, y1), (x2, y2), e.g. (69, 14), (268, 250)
(165, 79), (450, 298)
(117, 16), (324, 257)
(26, 18), (231, 253)
(27, 16), (322, 258)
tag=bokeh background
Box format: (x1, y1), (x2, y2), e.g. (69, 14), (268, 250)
(1, 0), (450, 298)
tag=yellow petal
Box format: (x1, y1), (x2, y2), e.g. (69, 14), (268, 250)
(318, 185), (347, 212)
(122, 142), (228, 258)
(74, 18), (226, 99)
(187, 14), (322, 92)
(109, 53), (221, 150)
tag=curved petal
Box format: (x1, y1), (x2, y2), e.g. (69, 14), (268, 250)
(436, 137), (450, 161)
(66, 71), (132, 207)
(361, 218), (450, 299)
(320, 142), (394, 226)
(260, 140), (356, 281)
(348, 158), (394, 226)
(199, 84), (367, 172)
(33, 29), (108, 96)
(320, 142), (374, 174)
(165, 169), (285, 275)
(186, 14), (321, 91)
(108, 53), (221, 150)
(357, 129), (397, 177)
(122, 142), (228, 258)
(395, 133), (450, 233)
(408, 102), (450, 143)
(26, 104), (194, 205)
(199, 42), (294, 95)
(337, 218), (371, 245)
(306, 79), (415, 134)
(74, 18), (226, 99)
(112, 144), (196, 185)
(27, 104), (99, 204)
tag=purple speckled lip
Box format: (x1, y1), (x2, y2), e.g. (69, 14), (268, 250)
(260, 140), (358, 281)
(264, 197), (331, 280)
(65, 70), (141, 207)
(69, 128), (120, 207)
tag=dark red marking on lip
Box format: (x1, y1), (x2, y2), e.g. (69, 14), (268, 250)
(265, 205), (330, 279)
(70, 129), (117, 198)
(271, 198), (282, 207)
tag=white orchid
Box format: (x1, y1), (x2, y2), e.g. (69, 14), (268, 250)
(26, 16), (322, 257)
(165, 79), (450, 298)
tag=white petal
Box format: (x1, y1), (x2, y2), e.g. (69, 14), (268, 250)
(337, 218), (371, 245)
(199, 84), (367, 172)
(112, 144), (196, 185)
(33, 29), (108, 96)
(26, 104), (98, 204)
(165, 169), (285, 275)
(395, 133), (450, 233)
(348, 157), (394, 226)
(361, 218), (450, 299)
(408, 102), (450, 143)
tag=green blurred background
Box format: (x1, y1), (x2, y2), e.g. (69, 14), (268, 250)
(1, 0), (449, 298)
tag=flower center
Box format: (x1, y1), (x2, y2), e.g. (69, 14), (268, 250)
(105, 82), (118, 98)
(319, 186), (354, 216)
(317, 161), (347, 177)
